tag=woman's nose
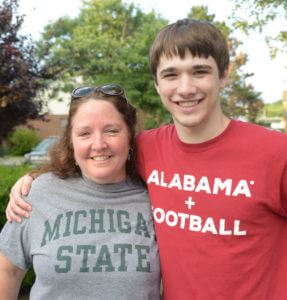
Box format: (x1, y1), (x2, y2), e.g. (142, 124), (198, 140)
(91, 134), (107, 151)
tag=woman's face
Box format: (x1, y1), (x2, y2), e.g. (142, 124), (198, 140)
(71, 99), (130, 184)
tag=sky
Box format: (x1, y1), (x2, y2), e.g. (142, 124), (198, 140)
(17, 0), (287, 105)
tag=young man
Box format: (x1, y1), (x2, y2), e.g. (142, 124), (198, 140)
(6, 19), (287, 299)
(137, 19), (287, 299)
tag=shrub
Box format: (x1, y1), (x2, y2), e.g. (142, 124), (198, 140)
(6, 128), (40, 156)
(0, 165), (33, 226)
(0, 164), (35, 294)
(0, 143), (7, 157)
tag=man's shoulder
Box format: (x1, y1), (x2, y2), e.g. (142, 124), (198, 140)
(238, 120), (285, 135)
(137, 124), (175, 142)
(233, 120), (287, 147)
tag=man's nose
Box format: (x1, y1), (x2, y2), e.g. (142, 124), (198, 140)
(177, 75), (197, 96)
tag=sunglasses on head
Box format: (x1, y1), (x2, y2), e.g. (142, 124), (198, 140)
(71, 83), (128, 102)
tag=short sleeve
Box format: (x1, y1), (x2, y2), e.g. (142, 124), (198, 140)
(0, 219), (32, 270)
(280, 165), (287, 216)
(136, 133), (147, 181)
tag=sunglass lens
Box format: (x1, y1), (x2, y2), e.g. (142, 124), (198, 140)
(101, 84), (123, 96)
(73, 86), (94, 98)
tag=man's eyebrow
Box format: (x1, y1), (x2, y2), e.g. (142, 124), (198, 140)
(158, 67), (176, 76)
(159, 64), (213, 75)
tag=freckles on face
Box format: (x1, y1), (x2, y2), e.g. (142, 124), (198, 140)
(71, 99), (130, 184)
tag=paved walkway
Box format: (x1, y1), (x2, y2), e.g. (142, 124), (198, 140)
(0, 156), (25, 166)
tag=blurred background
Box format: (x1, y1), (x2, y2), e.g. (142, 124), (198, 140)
(0, 0), (287, 296)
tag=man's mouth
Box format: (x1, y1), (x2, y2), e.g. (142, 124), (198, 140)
(176, 99), (202, 108)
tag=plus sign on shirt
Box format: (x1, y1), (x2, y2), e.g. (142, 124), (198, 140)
(185, 197), (195, 209)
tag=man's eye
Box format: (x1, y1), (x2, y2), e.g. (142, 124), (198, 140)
(194, 69), (209, 76)
(163, 73), (176, 77)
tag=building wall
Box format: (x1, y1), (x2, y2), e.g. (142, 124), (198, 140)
(24, 115), (67, 139)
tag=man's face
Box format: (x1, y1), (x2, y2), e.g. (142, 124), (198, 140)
(155, 52), (228, 141)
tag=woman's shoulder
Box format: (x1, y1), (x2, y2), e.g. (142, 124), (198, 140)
(32, 172), (61, 187)
(28, 172), (81, 197)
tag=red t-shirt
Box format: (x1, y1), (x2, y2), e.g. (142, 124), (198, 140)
(137, 120), (287, 300)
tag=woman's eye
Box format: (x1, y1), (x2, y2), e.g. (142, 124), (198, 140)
(106, 129), (119, 135)
(79, 132), (90, 137)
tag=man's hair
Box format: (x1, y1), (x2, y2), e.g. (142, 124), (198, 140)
(149, 18), (230, 81)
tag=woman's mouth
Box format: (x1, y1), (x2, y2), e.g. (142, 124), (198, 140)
(91, 155), (111, 161)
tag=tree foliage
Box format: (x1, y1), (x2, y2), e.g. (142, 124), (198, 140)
(0, 0), (60, 144)
(231, 0), (287, 57)
(188, 6), (264, 122)
(36, 0), (169, 128)
(264, 100), (284, 117)
(35, 0), (264, 127)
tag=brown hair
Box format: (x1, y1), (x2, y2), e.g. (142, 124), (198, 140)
(39, 89), (139, 181)
(149, 19), (230, 81)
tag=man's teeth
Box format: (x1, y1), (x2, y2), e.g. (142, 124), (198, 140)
(91, 156), (110, 161)
(178, 100), (200, 107)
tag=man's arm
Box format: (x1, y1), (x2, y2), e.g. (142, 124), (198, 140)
(6, 175), (34, 223)
(0, 252), (26, 299)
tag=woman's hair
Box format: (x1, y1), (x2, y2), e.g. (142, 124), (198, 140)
(39, 88), (140, 181)
(149, 18), (230, 81)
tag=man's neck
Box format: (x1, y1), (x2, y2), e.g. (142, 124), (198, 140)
(175, 114), (230, 144)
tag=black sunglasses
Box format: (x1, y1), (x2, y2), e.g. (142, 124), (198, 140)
(71, 83), (128, 102)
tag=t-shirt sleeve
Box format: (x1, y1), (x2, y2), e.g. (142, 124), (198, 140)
(136, 133), (148, 181)
(281, 164), (287, 217)
(0, 218), (32, 270)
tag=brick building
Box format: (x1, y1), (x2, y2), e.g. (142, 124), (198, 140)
(24, 114), (67, 139)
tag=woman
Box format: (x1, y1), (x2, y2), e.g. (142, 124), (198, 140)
(0, 84), (161, 299)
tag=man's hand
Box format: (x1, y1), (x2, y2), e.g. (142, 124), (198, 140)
(6, 175), (33, 223)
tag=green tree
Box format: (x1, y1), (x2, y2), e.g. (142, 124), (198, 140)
(36, 0), (168, 128)
(188, 6), (264, 122)
(264, 100), (284, 118)
(35, 1), (264, 126)
(0, 0), (60, 144)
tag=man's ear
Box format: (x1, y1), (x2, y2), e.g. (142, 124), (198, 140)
(154, 81), (160, 94)
(220, 68), (229, 89)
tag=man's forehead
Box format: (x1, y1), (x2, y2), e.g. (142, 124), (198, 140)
(157, 53), (215, 69)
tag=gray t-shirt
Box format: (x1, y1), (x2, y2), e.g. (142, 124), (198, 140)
(0, 173), (161, 299)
